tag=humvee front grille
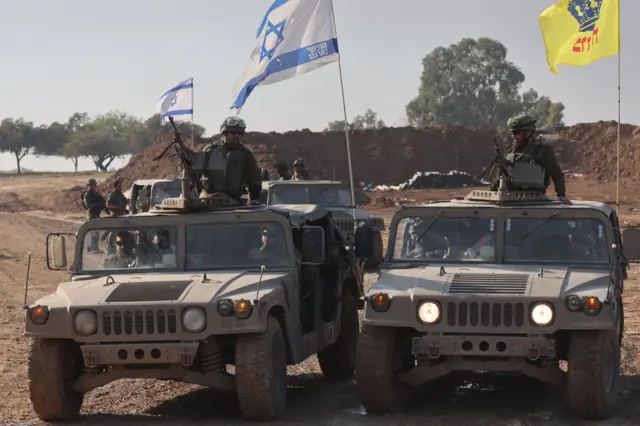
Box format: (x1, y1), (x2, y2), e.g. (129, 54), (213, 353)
(334, 218), (354, 235)
(101, 309), (178, 336)
(449, 273), (529, 295)
(446, 302), (525, 328)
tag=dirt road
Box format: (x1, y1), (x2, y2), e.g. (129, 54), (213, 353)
(2, 210), (640, 426)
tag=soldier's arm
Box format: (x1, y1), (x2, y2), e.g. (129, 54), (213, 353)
(244, 150), (263, 201)
(540, 146), (566, 197)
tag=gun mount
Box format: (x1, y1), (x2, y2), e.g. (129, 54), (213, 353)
(471, 136), (549, 203)
(151, 117), (237, 212)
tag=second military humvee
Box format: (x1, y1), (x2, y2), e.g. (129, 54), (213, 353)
(24, 118), (375, 422)
(258, 180), (385, 270)
(356, 172), (632, 420)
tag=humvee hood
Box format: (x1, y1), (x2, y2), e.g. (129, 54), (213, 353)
(55, 271), (291, 306)
(373, 264), (611, 300)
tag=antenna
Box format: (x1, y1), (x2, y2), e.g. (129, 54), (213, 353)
(22, 251), (32, 309)
(254, 265), (266, 305)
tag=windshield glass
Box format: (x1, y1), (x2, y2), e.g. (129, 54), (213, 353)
(505, 217), (609, 263)
(186, 221), (290, 269)
(151, 182), (182, 206)
(270, 185), (352, 206)
(81, 225), (178, 271)
(392, 216), (497, 262)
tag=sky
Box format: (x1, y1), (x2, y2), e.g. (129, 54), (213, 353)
(1, 0), (637, 172)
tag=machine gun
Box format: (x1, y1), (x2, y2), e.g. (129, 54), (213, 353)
(476, 136), (546, 192)
(152, 116), (234, 211)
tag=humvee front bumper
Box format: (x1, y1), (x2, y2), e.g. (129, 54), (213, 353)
(412, 334), (555, 360)
(80, 342), (200, 368)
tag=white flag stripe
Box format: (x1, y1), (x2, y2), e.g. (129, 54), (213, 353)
(156, 77), (193, 122)
(231, 0), (339, 110)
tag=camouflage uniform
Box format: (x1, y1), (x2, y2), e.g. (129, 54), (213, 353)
(201, 117), (262, 202)
(106, 189), (127, 216)
(100, 253), (137, 269)
(505, 114), (567, 198)
(83, 179), (106, 221)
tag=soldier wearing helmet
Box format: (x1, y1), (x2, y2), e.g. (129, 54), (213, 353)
(291, 159), (311, 180)
(505, 114), (567, 202)
(201, 116), (262, 203)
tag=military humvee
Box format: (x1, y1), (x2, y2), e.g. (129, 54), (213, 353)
(257, 180), (385, 270)
(125, 178), (199, 214)
(355, 170), (631, 420)
(23, 118), (374, 422)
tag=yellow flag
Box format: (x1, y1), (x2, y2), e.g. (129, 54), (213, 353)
(539, 0), (619, 73)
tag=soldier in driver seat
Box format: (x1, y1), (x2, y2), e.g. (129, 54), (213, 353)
(504, 114), (568, 203)
(100, 231), (137, 269)
(248, 224), (287, 263)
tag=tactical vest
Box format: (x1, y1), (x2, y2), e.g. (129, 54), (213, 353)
(504, 141), (547, 190)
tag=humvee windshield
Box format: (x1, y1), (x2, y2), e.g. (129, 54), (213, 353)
(79, 221), (291, 272)
(393, 216), (497, 262)
(185, 221), (290, 269)
(150, 181), (182, 206)
(504, 217), (609, 264)
(271, 185), (352, 207)
(81, 225), (178, 271)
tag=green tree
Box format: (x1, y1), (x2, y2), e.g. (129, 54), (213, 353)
(137, 114), (206, 151)
(406, 37), (565, 129)
(0, 118), (36, 173)
(325, 109), (385, 131)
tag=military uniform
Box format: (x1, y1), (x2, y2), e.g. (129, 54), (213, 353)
(100, 253), (137, 269)
(505, 114), (567, 199)
(106, 189), (127, 216)
(292, 159), (311, 180)
(200, 116), (262, 202)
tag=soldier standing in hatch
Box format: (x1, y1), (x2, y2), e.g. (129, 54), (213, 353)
(200, 116), (262, 204)
(291, 159), (311, 180)
(505, 114), (568, 203)
(102, 180), (128, 254)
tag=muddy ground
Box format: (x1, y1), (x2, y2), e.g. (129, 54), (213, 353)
(2, 172), (640, 425)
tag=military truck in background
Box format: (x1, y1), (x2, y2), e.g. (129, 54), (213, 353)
(125, 178), (199, 214)
(355, 157), (633, 420)
(24, 118), (375, 422)
(258, 179), (385, 271)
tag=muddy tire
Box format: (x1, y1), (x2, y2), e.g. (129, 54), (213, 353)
(318, 292), (359, 380)
(355, 325), (412, 413)
(235, 315), (288, 421)
(28, 338), (84, 421)
(567, 330), (620, 419)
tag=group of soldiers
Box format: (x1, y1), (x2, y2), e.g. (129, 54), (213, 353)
(83, 112), (568, 221)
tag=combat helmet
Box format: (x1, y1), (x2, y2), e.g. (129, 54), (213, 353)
(292, 159), (305, 168)
(219, 116), (246, 134)
(507, 114), (537, 132)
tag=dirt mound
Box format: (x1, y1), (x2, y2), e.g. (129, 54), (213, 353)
(103, 121), (640, 189)
(397, 171), (486, 190)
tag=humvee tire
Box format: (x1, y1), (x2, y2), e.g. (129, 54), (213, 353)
(355, 325), (412, 413)
(566, 330), (620, 419)
(28, 338), (84, 421)
(235, 315), (288, 421)
(317, 291), (359, 380)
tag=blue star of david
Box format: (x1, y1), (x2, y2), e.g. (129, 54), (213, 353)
(260, 19), (286, 62)
(169, 95), (177, 107)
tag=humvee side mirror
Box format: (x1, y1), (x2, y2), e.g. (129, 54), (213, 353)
(46, 233), (75, 270)
(354, 225), (374, 259)
(300, 226), (325, 265)
(621, 228), (640, 261)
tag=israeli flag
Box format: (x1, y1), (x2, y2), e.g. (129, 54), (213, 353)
(156, 77), (193, 122)
(231, 0), (340, 110)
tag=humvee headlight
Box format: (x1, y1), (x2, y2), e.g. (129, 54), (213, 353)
(73, 310), (98, 335)
(565, 295), (583, 311)
(182, 307), (206, 332)
(370, 293), (390, 312)
(217, 299), (234, 316)
(583, 297), (602, 316)
(28, 305), (49, 325)
(530, 302), (554, 326)
(234, 299), (253, 319)
(417, 301), (441, 324)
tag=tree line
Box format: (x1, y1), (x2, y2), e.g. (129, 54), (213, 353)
(326, 37), (566, 131)
(0, 112), (206, 173)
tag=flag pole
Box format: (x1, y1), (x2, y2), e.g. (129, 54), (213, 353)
(615, 2), (621, 212)
(191, 76), (195, 150)
(329, 0), (357, 218)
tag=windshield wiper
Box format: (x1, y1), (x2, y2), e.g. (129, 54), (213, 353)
(409, 209), (443, 252)
(518, 211), (561, 241)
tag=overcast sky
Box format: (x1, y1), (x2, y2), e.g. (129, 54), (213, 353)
(1, 0), (635, 172)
